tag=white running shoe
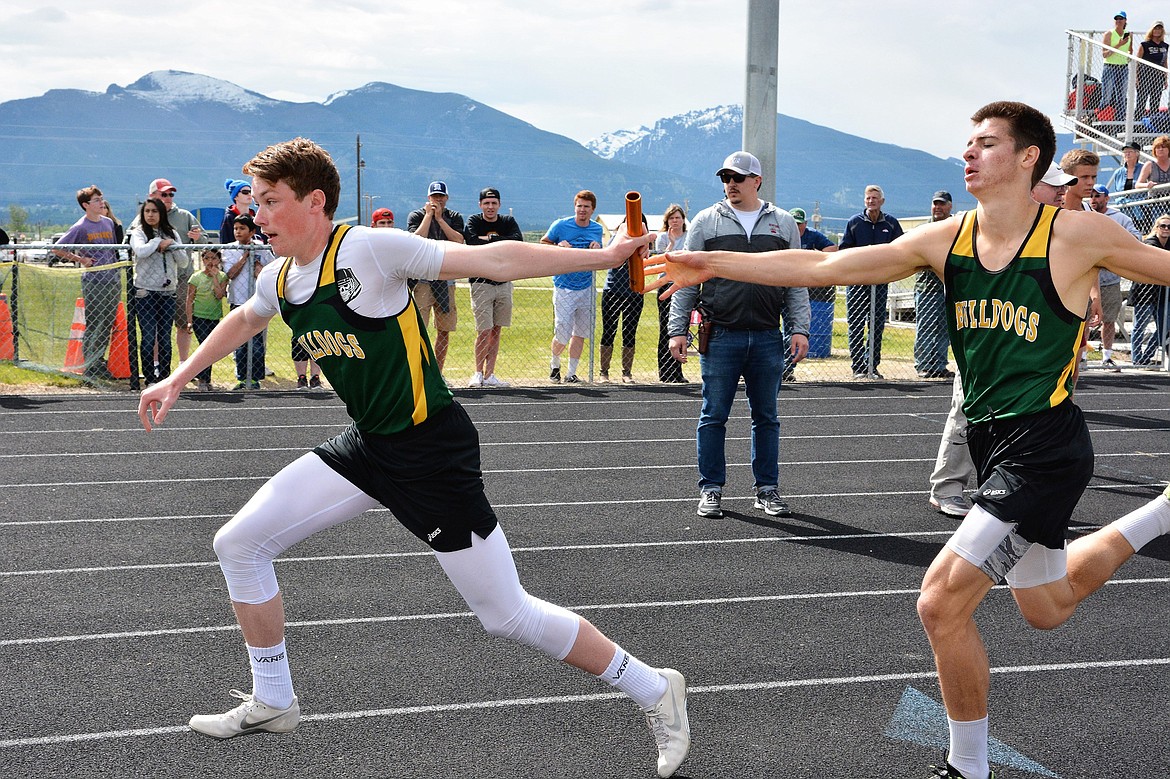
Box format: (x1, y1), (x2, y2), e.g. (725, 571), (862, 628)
(484, 374), (510, 387)
(643, 668), (690, 778)
(469, 372), (484, 387)
(189, 689), (300, 739)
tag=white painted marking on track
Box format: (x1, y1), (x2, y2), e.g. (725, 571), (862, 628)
(3, 655), (1168, 749)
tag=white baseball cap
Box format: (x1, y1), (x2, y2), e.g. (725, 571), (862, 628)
(716, 151), (763, 178)
(1040, 163), (1076, 187)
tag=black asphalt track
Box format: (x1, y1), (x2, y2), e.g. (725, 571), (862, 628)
(1, 375), (1168, 779)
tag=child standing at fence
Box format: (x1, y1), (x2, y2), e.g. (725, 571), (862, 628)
(186, 249), (228, 391)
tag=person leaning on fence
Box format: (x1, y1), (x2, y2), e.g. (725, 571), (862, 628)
(654, 205), (689, 384)
(130, 198), (183, 386)
(542, 190), (604, 383)
(407, 181), (464, 380)
(186, 248), (228, 392)
(599, 213), (648, 383)
(914, 191), (956, 379)
(840, 184), (903, 378)
(222, 214), (274, 389)
(1137, 20), (1168, 118)
(1136, 135), (1170, 216)
(666, 151), (809, 521)
(136, 136), (691, 779)
(52, 185), (120, 381)
(464, 187), (522, 388)
(1134, 215), (1170, 365)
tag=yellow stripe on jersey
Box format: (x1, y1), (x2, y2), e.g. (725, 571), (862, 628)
(397, 300), (432, 425)
(320, 224), (352, 288)
(1050, 320), (1085, 408)
(1020, 206), (1057, 258)
(951, 211), (976, 258)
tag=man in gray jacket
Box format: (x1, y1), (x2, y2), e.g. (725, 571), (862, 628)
(667, 151), (809, 519)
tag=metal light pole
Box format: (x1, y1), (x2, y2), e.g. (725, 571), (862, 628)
(355, 135), (364, 224)
(744, 0), (779, 203)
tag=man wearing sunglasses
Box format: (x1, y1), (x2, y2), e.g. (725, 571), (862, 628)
(666, 151), (808, 520)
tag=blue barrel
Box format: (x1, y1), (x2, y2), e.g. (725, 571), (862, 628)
(807, 300), (834, 358)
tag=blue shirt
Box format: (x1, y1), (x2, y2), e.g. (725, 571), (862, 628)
(545, 217), (603, 290)
(799, 227), (834, 251)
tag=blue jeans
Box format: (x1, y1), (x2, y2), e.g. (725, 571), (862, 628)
(134, 290), (175, 382)
(697, 327), (783, 491)
(1101, 62), (1128, 114)
(846, 284), (888, 374)
(913, 282), (950, 374)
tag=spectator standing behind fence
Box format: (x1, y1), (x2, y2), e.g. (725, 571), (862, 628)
(464, 187), (522, 388)
(52, 185), (120, 380)
(99, 200), (124, 243)
(914, 191), (956, 379)
(1091, 184), (1144, 371)
(130, 198), (182, 386)
(371, 207), (394, 229)
(789, 208), (837, 382)
(654, 205), (688, 384)
(1137, 136), (1170, 215)
(187, 249), (228, 392)
(219, 180), (256, 244)
(599, 214), (648, 383)
(408, 181), (464, 382)
(1102, 12), (1133, 118)
(1138, 21), (1168, 118)
(666, 151), (809, 520)
(840, 185), (903, 378)
(542, 190), (603, 383)
(1134, 215), (1170, 366)
(223, 215), (273, 390)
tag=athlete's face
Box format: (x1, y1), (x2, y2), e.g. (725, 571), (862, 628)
(253, 178), (318, 258)
(962, 118), (1039, 196)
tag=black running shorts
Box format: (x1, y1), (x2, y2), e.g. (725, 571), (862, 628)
(968, 400), (1094, 550)
(313, 402), (498, 552)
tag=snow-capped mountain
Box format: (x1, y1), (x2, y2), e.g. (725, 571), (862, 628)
(116, 71), (279, 112)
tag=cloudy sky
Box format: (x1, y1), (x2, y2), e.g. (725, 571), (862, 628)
(1, 1), (1162, 159)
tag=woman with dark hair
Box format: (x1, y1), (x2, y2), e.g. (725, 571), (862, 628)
(654, 205), (688, 383)
(599, 213), (648, 382)
(130, 198), (182, 384)
(219, 179), (255, 243)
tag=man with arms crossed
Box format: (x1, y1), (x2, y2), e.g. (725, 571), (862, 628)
(464, 187), (523, 387)
(137, 138), (689, 779)
(651, 102), (1170, 779)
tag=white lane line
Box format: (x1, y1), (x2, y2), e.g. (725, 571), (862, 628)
(3, 655), (1167, 748)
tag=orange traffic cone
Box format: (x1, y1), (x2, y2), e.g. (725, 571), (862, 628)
(0, 293), (13, 360)
(63, 297), (86, 374)
(107, 301), (130, 379)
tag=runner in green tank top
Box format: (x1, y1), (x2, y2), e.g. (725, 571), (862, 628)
(649, 102), (1170, 779)
(137, 138), (694, 778)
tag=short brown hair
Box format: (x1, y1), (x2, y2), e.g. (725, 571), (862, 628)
(1059, 148), (1100, 174)
(243, 137), (340, 219)
(76, 185), (102, 209)
(574, 190), (597, 209)
(972, 101), (1057, 187)
(1153, 135), (1170, 153)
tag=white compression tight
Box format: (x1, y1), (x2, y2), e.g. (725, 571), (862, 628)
(213, 452), (581, 659)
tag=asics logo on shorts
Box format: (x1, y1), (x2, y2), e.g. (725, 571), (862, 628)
(982, 489), (1007, 497)
(427, 527), (443, 543)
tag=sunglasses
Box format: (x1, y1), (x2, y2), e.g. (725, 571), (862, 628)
(239, 190), (251, 195)
(1158, 224), (1170, 229)
(719, 172), (749, 184)
(159, 192), (176, 198)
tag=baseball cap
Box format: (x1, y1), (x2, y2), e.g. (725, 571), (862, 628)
(370, 207), (394, 224)
(1039, 162), (1077, 187)
(149, 178), (177, 195)
(1115, 11), (1127, 20)
(428, 181), (449, 197)
(1092, 184), (1110, 195)
(479, 187), (501, 201)
(790, 207), (807, 223)
(931, 190), (953, 203)
(1123, 141), (1142, 151)
(716, 151), (762, 178)
(1155, 20), (1165, 27)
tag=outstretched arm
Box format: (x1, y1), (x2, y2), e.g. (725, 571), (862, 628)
(646, 225), (943, 298)
(438, 227), (653, 282)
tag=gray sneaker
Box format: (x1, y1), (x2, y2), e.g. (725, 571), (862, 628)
(753, 487), (792, 517)
(696, 490), (723, 518)
(189, 689), (299, 739)
(930, 494), (972, 517)
(643, 668), (690, 778)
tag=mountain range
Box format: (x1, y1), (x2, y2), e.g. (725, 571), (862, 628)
(1, 71), (1078, 234)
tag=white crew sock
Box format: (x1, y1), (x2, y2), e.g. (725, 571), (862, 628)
(597, 646), (668, 709)
(1114, 492), (1170, 551)
(247, 640), (295, 709)
(550, 354), (561, 369)
(567, 357), (580, 377)
(947, 715), (989, 779)
(1103, 348), (1113, 361)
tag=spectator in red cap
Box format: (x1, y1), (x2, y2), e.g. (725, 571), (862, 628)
(371, 208), (394, 228)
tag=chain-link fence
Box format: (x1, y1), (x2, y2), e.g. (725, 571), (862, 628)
(3, 238), (1167, 390)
